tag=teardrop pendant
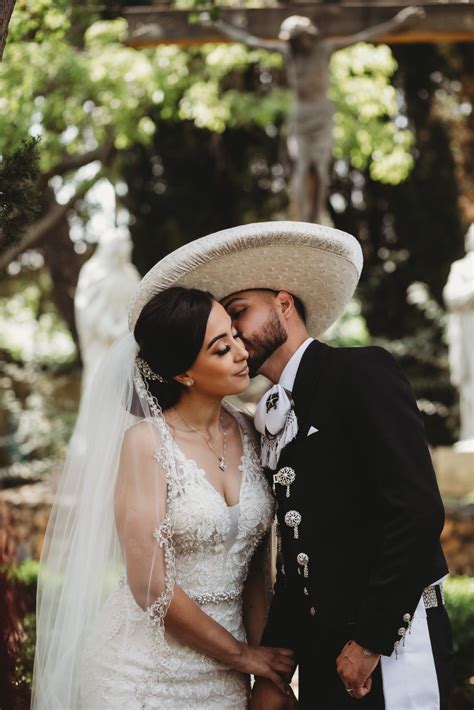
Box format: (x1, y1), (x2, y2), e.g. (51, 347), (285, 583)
(219, 458), (227, 471)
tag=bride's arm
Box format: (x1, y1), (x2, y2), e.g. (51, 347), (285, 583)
(115, 422), (294, 694)
(243, 537), (271, 646)
(164, 585), (289, 683)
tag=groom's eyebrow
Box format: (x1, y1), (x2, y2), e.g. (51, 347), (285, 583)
(222, 296), (245, 310)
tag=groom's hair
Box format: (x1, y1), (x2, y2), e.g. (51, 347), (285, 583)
(256, 288), (306, 324)
(290, 293), (306, 323)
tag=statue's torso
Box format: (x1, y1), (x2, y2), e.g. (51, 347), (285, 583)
(286, 43), (332, 106)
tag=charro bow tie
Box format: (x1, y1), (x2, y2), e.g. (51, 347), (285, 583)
(254, 384), (298, 470)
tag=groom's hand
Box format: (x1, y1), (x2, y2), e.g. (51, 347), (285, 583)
(250, 677), (297, 710)
(336, 640), (380, 700)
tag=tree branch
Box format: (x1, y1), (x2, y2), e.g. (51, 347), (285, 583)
(0, 0), (16, 60)
(43, 135), (116, 181)
(0, 171), (105, 271)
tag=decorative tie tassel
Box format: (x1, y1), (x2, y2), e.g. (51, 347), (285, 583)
(255, 384), (299, 470)
(260, 409), (298, 470)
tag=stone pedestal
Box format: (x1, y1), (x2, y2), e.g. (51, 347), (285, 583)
(441, 503), (474, 576)
(431, 447), (474, 498)
(431, 446), (474, 576)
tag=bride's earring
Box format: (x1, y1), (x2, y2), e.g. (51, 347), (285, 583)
(185, 379), (194, 387)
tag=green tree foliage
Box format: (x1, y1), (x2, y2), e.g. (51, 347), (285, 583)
(444, 576), (474, 708)
(330, 43), (467, 444)
(0, 1), (414, 260)
(331, 43), (414, 184)
(1, 13), (160, 170)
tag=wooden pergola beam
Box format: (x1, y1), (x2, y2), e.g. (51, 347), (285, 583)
(125, 2), (474, 47)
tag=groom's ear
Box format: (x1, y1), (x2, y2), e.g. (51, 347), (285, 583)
(276, 291), (295, 320)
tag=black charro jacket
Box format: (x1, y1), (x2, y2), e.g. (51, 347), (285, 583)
(261, 340), (448, 657)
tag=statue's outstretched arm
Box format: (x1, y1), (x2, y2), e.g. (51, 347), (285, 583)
(326, 5), (425, 52)
(209, 18), (287, 54)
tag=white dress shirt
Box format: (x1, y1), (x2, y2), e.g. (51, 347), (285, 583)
(279, 337), (314, 393)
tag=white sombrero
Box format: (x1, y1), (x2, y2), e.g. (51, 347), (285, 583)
(128, 221), (363, 337)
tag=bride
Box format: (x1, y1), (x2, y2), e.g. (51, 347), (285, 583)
(32, 285), (294, 709)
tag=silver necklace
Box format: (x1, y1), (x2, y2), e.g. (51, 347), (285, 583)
(174, 407), (227, 471)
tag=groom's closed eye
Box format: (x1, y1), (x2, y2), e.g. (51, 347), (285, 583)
(230, 309), (246, 320)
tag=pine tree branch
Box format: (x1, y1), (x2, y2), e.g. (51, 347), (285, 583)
(0, 171), (105, 271)
(0, 138), (41, 247)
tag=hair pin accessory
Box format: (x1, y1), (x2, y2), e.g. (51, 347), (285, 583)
(136, 357), (167, 383)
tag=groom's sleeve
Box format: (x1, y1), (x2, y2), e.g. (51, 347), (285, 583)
(346, 347), (446, 657)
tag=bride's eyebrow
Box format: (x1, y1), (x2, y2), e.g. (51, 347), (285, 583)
(207, 333), (227, 350)
(206, 323), (237, 350)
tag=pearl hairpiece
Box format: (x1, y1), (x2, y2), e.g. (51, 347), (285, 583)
(136, 357), (167, 383)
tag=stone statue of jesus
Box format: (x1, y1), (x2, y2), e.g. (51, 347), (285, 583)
(212, 6), (424, 222)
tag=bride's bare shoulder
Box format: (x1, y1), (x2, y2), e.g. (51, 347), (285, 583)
(122, 418), (163, 454)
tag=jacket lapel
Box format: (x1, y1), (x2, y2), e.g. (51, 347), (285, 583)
(291, 339), (332, 437)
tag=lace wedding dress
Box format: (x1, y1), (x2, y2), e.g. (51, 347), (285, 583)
(78, 402), (274, 709)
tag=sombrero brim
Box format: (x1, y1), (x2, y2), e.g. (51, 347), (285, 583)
(128, 221), (363, 337)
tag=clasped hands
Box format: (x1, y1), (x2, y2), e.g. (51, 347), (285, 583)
(336, 640), (381, 700)
(248, 647), (297, 710)
(249, 639), (380, 707)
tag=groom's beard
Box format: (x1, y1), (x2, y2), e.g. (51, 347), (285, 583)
(243, 312), (288, 377)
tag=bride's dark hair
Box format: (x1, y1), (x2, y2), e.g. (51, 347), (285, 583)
(133, 286), (214, 410)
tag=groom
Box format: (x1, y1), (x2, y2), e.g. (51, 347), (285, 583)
(221, 285), (453, 708)
(128, 219), (453, 708)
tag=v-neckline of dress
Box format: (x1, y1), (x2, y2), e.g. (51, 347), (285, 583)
(171, 403), (248, 510)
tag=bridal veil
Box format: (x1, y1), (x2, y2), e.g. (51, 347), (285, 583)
(32, 333), (176, 708)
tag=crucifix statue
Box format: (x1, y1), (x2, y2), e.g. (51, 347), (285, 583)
(211, 6), (424, 223)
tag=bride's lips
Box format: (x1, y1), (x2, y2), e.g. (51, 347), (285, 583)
(235, 365), (249, 377)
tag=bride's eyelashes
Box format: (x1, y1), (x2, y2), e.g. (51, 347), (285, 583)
(215, 332), (243, 356)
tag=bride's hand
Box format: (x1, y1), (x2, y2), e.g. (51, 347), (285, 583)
(231, 644), (295, 695)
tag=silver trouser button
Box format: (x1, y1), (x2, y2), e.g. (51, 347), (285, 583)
(309, 606), (316, 616)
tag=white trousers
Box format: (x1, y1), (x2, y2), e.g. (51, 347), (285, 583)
(381, 589), (442, 710)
